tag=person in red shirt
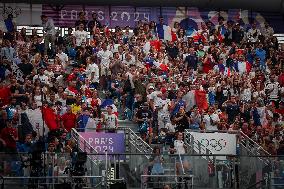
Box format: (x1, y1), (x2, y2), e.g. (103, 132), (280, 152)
(0, 119), (18, 152)
(61, 106), (77, 132)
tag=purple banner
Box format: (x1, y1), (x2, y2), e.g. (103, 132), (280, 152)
(79, 132), (125, 160)
(42, 5), (284, 33)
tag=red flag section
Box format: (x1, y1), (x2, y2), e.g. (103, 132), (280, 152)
(150, 40), (162, 51)
(42, 106), (60, 131)
(195, 90), (209, 111)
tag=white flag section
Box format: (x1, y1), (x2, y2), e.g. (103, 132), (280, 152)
(11, 60), (24, 82)
(25, 108), (50, 136)
(163, 25), (172, 41)
(190, 132), (237, 159)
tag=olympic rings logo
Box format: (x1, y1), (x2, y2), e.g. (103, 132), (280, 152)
(200, 138), (227, 151)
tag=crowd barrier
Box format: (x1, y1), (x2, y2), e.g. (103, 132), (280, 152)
(1, 151), (284, 189)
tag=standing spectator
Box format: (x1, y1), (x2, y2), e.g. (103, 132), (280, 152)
(97, 43), (113, 89)
(247, 22), (261, 43)
(169, 132), (190, 188)
(61, 106), (77, 132)
(1, 40), (16, 61)
(74, 23), (89, 48)
(41, 15), (56, 56)
(261, 22), (274, 39)
(185, 48), (198, 71)
(202, 106), (220, 130)
(232, 23), (244, 44)
(88, 12), (102, 37)
(102, 105), (118, 132)
(75, 12), (88, 30)
(0, 119), (18, 152)
(4, 14), (16, 42)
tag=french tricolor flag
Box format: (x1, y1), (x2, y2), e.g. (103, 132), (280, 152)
(157, 25), (177, 41)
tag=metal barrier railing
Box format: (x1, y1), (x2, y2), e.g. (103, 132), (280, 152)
(141, 174), (194, 189)
(1, 152), (284, 189)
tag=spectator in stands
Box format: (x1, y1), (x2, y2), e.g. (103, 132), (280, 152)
(1, 11), (284, 182)
(102, 105), (118, 132)
(4, 14), (16, 42)
(41, 15), (56, 56)
(169, 132), (190, 188)
(1, 39), (16, 61)
(74, 23), (89, 49)
(0, 119), (18, 152)
(61, 106), (77, 132)
(88, 12), (102, 37)
(75, 12), (88, 30)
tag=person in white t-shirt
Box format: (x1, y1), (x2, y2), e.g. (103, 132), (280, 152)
(56, 48), (69, 69)
(169, 132), (190, 176)
(97, 43), (113, 76)
(156, 88), (171, 129)
(103, 105), (118, 132)
(33, 67), (50, 85)
(202, 106), (220, 130)
(73, 23), (88, 47)
(85, 57), (99, 86)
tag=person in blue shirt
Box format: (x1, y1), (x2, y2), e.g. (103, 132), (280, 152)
(254, 43), (266, 71)
(156, 16), (165, 40)
(4, 14), (15, 33)
(4, 14), (15, 41)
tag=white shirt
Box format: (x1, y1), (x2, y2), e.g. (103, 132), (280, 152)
(33, 74), (49, 85)
(104, 113), (117, 129)
(265, 81), (280, 100)
(156, 98), (171, 118)
(174, 140), (186, 154)
(97, 49), (113, 68)
(247, 28), (261, 43)
(85, 63), (99, 83)
(74, 30), (88, 46)
(56, 52), (68, 68)
(203, 113), (220, 130)
(122, 56), (135, 66)
(125, 72), (135, 89)
(43, 18), (55, 36)
(165, 122), (176, 133)
(147, 91), (162, 106)
(241, 88), (252, 102)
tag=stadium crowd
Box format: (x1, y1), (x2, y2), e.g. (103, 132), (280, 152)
(0, 11), (284, 177)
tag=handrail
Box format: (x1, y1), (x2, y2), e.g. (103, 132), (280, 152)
(71, 128), (100, 165)
(246, 173), (269, 189)
(125, 127), (153, 159)
(239, 131), (271, 156)
(178, 151), (185, 175)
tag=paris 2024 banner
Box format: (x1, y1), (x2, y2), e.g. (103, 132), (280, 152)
(0, 3), (284, 32)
